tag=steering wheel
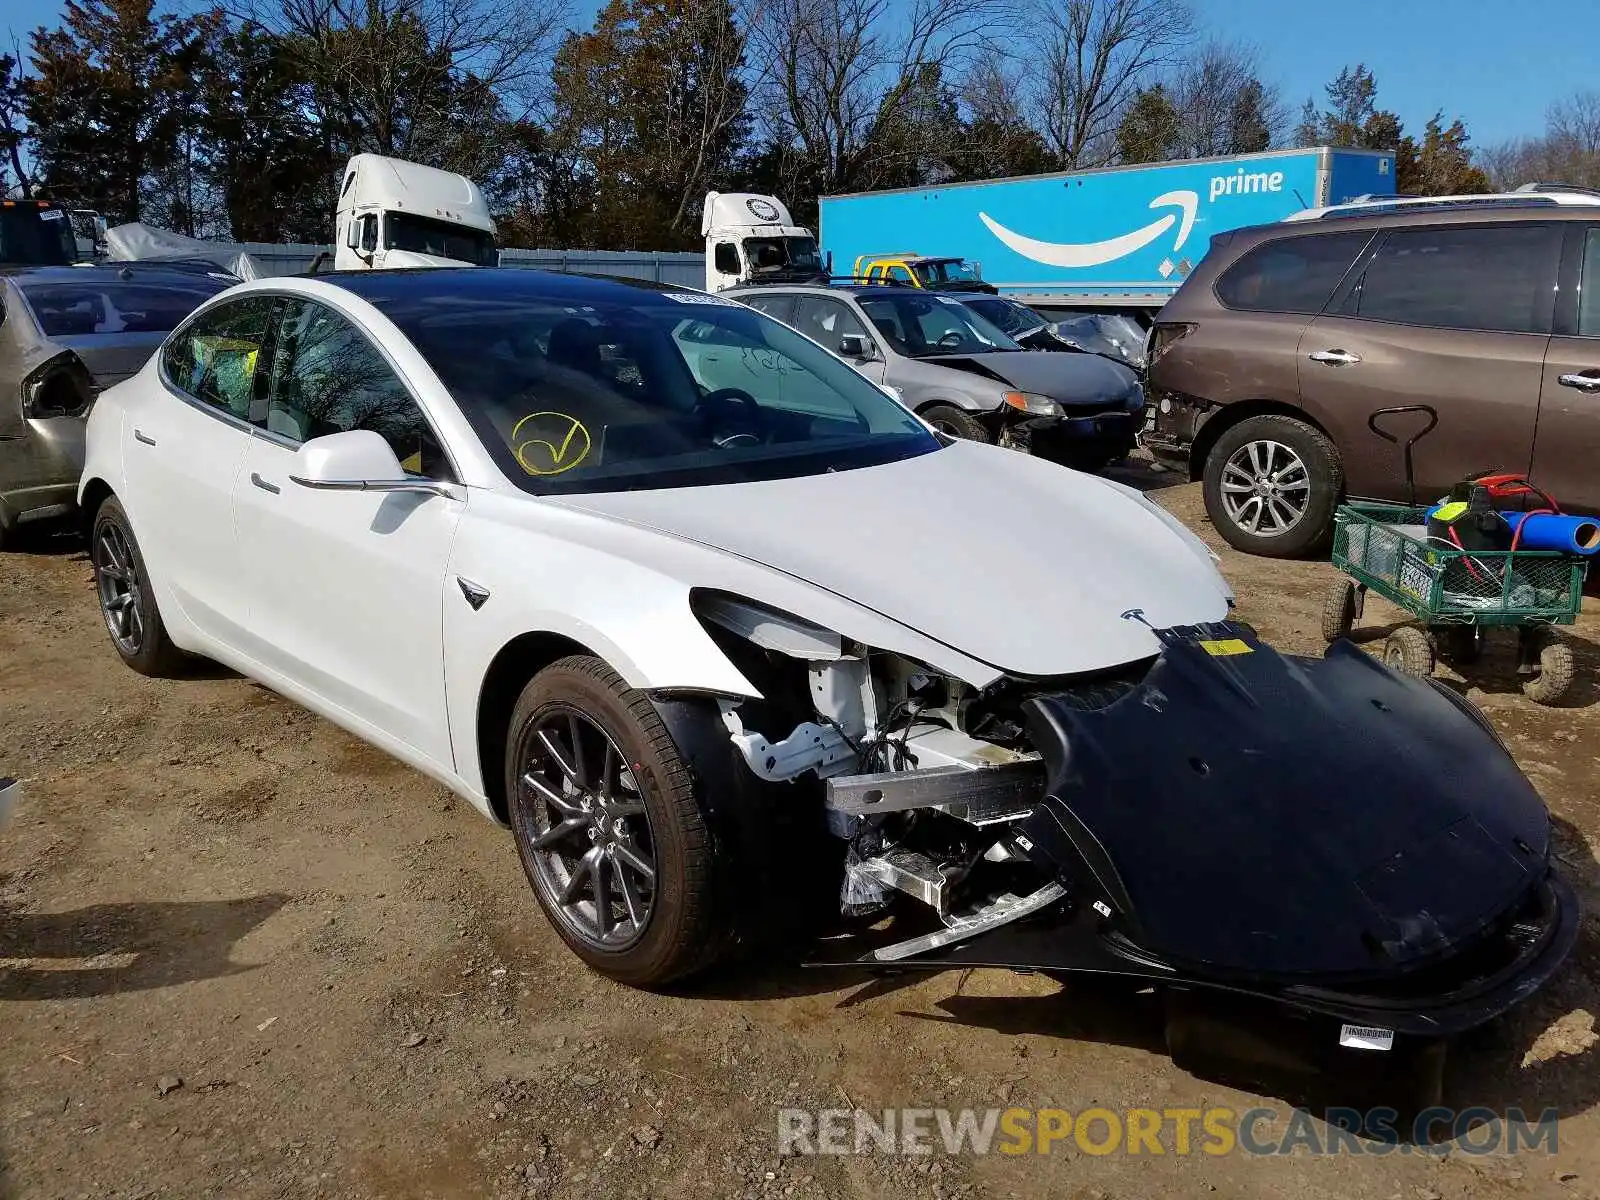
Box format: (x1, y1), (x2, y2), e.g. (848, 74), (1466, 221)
(936, 330), (965, 348)
(697, 387), (767, 447)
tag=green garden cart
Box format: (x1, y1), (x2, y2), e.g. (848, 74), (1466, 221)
(1320, 406), (1586, 705)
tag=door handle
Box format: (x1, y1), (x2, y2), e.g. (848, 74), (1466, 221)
(133, 428), (157, 446)
(250, 472), (281, 495)
(1558, 371), (1600, 393)
(1308, 349), (1362, 366)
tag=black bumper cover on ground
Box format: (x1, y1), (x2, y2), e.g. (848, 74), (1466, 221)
(877, 623), (1579, 1037)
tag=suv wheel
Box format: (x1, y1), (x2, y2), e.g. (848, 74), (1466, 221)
(1202, 414), (1342, 557)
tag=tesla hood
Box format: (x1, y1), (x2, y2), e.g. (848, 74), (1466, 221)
(549, 442), (1231, 677)
(923, 349), (1138, 407)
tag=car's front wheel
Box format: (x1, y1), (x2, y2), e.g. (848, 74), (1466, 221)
(90, 496), (186, 677)
(1202, 414), (1342, 557)
(505, 656), (731, 987)
(920, 403), (992, 443)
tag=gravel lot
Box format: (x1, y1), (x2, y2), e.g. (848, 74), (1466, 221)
(3, 470), (1598, 1200)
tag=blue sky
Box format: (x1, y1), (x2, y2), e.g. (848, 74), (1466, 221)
(2, 0), (1579, 148)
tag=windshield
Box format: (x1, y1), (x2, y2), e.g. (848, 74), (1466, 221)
(962, 296), (1047, 337)
(743, 236), (822, 276)
(21, 278), (225, 336)
(1, 207), (77, 266)
(378, 289), (939, 494)
(856, 292), (1021, 357)
(384, 211), (498, 266)
(912, 259), (980, 285)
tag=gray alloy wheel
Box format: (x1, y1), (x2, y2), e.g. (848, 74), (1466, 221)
(518, 708), (657, 951)
(93, 520), (146, 657)
(1217, 438), (1311, 537)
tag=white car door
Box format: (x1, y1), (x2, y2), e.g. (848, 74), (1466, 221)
(122, 295), (276, 645)
(230, 296), (461, 769)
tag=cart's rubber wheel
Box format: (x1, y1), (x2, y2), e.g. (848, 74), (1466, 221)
(1438, 625), (1485, 665)
(1521, 628), (1576, 706)
(1383, 626), (1435, 679)
(1321, 579), (1358, 643)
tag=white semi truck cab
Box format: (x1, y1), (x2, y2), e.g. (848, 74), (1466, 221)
(702, 192), (827, 291)
(335, 154), (499, 271)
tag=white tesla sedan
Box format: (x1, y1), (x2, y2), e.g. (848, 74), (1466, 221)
(82, 268), (1570, 1042)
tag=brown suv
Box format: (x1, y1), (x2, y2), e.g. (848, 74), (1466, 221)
(1145, 191), (1600, 556)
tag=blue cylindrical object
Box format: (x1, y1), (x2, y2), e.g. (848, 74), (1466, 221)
(1505, 512), (1600, 555)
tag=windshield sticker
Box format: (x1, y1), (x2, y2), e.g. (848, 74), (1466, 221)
(663, 291), (740, 306)
(512, 412), (593, 476)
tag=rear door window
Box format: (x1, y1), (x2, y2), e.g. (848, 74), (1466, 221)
(740, 293), (796, 325)
(1578, 228), (1600, 338)
(1344, 223), (1563, 334)
(1214, 231), (1372, 314)
(162, 296), (277, 421)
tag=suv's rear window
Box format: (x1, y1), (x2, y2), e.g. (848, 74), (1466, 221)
(1344, 223), (1562, 335)
(1214, 231), (1371, 314)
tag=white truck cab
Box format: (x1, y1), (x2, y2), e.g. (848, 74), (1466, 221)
(335, 154), (498, 270)
(702, 192), (827, 291)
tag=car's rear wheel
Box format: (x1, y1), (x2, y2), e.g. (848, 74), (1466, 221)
(90, 496), (186, 677)
(1203, 414), (1342, 557)
(920, 403), (992, 443)
(505, 656), (731, 987)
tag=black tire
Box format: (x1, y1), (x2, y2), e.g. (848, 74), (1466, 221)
(1521, 628), (1575, 706)
(505, 655), (731, 987)
(90, 496), (186, 677)
(1382, 626), (1435, 679)
(1438, 625), (1485, 666)
(1202, 414), (1343, 558)
(920, 403), (992, 443)
(1321, 578), (1357, 643)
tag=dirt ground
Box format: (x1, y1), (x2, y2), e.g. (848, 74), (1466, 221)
(3, 468), (1599, 1200)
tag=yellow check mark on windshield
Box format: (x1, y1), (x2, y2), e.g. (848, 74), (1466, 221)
(511, 412), (593, 476)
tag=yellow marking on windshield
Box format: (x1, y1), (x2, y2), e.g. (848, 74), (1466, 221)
(511, 411), (593, 476)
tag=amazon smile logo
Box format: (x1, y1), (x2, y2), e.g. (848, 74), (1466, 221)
(511, 411), (593, 476)
(979, 191), (1199, 270)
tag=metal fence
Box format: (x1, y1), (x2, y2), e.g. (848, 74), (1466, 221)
(234, 241), (705, 286)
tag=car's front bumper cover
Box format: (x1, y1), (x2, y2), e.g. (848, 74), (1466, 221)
(831, 622), (1579, 1039)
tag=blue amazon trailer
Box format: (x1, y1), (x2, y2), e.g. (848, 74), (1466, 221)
(817, 147), (1394, 316)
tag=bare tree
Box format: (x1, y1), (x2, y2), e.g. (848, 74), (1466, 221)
(653, 1), (751, 235)
(744, 0), (1010, 196)
(1028, 0), (1194, 169)
(1165, 39), (1284, 158)
(1481, 91), (1600, 190)
(247, 0), (568, 172)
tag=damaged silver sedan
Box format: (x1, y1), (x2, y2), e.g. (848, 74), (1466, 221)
(0, 266), (228, 547)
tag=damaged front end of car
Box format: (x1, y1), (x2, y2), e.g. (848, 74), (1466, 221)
(666, 594), (1576, 1047)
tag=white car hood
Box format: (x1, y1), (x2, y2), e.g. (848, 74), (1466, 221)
(548, 442), (1231, 677)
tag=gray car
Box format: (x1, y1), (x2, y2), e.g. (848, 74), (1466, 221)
(729, 283), (1144, 470)
(0, 265), (228, 547)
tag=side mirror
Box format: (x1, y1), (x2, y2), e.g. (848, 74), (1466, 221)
(839, 333), (873, 359)
(289, 430), (457, 500)
(344, 219), (361, 250)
